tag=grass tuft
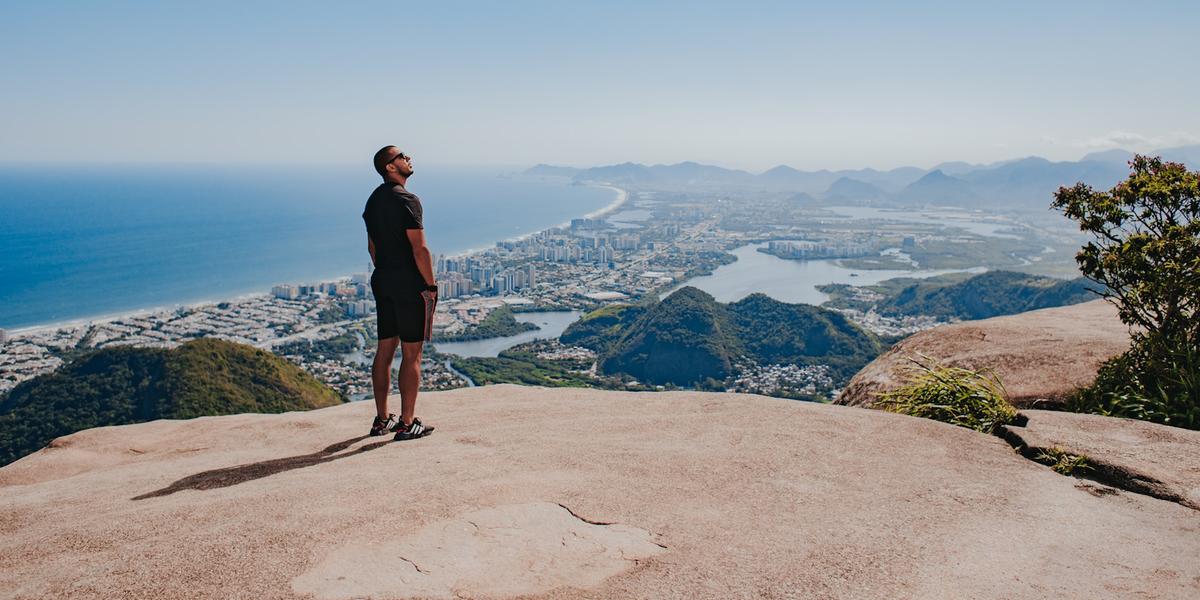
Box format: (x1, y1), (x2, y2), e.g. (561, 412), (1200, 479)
(874, 354), (1017, 434)
(1035, 446), (1093, 476)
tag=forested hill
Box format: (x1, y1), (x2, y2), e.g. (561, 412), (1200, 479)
(821, 271), (1102, 321)
(0, 337), (343, 466)
(562, 287), (880, 387)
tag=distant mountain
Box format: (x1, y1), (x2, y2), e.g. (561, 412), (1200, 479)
(524, 164), (581, 178)
(527, 162), (924, 193)
(858, 166), (928, 191)
(0, 338), (344, 466)
(930, 161), (987, 177)
(571, 162), (655, 184)
(1081, 149), (1135, 164)
(562, 287), (880, 387)
(1160, 144), (1200, 169)
(570, 161), (753, 187)
(1078, 145), (1200, 169)
(524, 143), (1192, 208)
(893, 170), (978, 206)
(758, 165), (834, 190)
(822, 177), (888, 203)
(958, 157), (1127, 208)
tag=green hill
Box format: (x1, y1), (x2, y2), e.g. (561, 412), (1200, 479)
(0, 337), (343, 466)
(563, 287), (880, 387)
(559, 303), (648, 353)
(821, 270), (1101, 320)
(601, 287), (739, 385)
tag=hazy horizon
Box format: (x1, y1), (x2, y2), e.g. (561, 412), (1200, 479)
(3, 2), (1198, 171)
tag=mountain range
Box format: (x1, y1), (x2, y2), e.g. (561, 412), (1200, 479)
(526, 144), (1200, 210)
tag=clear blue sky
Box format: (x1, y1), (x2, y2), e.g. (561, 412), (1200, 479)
(2, 1), (1197, 171)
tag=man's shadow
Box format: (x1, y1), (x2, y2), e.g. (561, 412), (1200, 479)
(132, 435), (391, 500)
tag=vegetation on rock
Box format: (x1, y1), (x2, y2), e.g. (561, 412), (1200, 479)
(874, 356), (1016, 434)
(1034, 446), (1094, 476)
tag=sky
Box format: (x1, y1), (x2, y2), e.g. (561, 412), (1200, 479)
(2, 1), (1198, 172)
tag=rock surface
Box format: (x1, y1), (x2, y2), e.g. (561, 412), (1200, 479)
(837, 300), (1129, 409)
(2, 385), (1198, 599)
(1000, 409), (1200, 510)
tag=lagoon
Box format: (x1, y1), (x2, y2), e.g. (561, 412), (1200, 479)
(431, 310), (583, 358)
(665, 243), (977, 305)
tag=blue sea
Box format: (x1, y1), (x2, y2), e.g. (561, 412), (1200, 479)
(0, 165), (613, 330)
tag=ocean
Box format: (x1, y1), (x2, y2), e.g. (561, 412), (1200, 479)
(0, 165), (614, 330)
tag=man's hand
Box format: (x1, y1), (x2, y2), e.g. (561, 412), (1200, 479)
(406, 228), (437, 291)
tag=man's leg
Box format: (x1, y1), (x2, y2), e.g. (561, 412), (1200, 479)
(397, 340), (424, 425)
(372, 336), (400, 419)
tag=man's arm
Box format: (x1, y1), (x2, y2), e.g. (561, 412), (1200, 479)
(405, 228), (436, 289)
(367, 236), (376, 266)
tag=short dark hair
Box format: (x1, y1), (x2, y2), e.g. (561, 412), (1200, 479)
(373, 145), (398, 178)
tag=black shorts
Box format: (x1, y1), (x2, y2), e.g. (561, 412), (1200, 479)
(375, 291), (436, 342)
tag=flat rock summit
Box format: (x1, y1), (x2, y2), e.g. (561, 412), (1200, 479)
(3, 385), (1198, 599)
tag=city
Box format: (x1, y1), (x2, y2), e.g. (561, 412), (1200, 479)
(0, 182), (1074, 400)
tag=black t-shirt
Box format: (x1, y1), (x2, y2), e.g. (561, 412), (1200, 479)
(363, 183), (425, 297)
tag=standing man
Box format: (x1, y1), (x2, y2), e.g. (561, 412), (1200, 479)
(362, 145), (437, 441)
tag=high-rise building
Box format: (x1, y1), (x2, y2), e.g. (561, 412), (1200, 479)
(271, 284), (299, 300)
(0, 328), (7, 344)
(613, 234), (640, 250)
(346, 300), (376, 318)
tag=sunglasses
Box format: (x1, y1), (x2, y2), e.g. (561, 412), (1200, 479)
(389, 152), (411, 164)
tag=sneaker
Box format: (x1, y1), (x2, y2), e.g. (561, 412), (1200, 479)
(370, 413), (400, 437)
(393, 417), (434, 441)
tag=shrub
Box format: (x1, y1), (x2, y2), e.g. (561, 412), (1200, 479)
(1068, 342), (1200, 430)
(1053, 155), (1200, 429)
(874, 356), (1017, 434)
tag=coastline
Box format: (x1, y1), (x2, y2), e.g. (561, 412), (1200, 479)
(440, 182), (628, 259)
(5, 182), (629, 340)
(7, 292), (271, 337)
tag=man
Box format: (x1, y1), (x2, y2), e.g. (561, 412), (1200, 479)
(362, 145), (437, 441)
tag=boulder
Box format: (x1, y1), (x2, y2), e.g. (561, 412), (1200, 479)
(838, 300), (1129, 409)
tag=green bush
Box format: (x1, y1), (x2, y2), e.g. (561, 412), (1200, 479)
(1053, 155), (1200, 430)
(1069, 342), (1200, 430)
(874, 356), (1017, 434)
